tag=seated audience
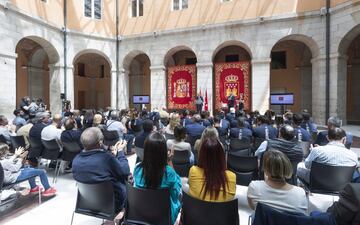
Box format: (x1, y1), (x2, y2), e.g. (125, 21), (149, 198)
(133, 132), (181, 225)
(17, 118), (35, 149)
(253, 115), (277, 140)
(315, 116), (353, 149)
(188, 138), (236, 202)
(185, 114), (205, 138)
(200, 111), (211, 127)
(166, 125), (194, 165)
(230, 117), (253, 140)
(194, 126), (219, 154)
(61, 118), (83, 148)
(297, 127), (359, 184)
(134, 119), (154, 149)
(327, 183), (360, 225)
(92, 113), (105, 129)
(247, 150), (308, 214)
(0, 115), (15, 145)
(13, 109), (27, 131)
(255, 125), (303, 164)
(213, 115), (228, 137)
(0, 143), (56, 196)
(226, 107), (236, 125)
(181, 109), (192, 127)
(292, 113), (311, 142)
(72, 127), (130, 212)
(41, 114), (62, 141)
(164, 113), (180, 135)
(301, 111), (318, 135)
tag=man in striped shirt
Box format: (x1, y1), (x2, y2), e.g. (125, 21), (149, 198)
(297, 127), (359, 183)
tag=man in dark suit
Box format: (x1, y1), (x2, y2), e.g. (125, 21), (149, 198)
(185, 114), (205, 138)
(195, 94), (204, 114)
(134, 119), (154, 149)
(181, 109), (193, 127)
(253, 115), (277, 140)
(227, 93), (235, 109)
(292, 113), (311, 142)
(230, 117), (253, 140)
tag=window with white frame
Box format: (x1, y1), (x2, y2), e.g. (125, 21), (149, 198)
(173, 0), (188, 11)
(84, 0), (102, 19)
(131, 0), (144, 17)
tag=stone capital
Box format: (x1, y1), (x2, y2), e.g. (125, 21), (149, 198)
(251, 58), (271, 64)
(196, 62), (213, 68)
(150, 65), (166, 71)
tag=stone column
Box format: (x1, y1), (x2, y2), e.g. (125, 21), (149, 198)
(111, 69), (117, 109)
(251, 58), (271, 114)
(0, 51), (16, 117)
(196, 62), (213, 115)
(311, 56), (326, 124)
(330, 54), (348, 124)
(48, 64), (62, 114)
(65, 66), (74, 106)
(117, 68), (130, 109)
(150, 65), (166, 110)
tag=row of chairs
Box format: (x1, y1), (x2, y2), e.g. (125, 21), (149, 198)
(71, 182), (239, 225)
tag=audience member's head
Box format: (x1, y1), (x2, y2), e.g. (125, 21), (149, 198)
(142, 119), (154, 133)
(263, 150), (292, 182)
(13, 109), (23, 117)
(302, 112), (311, 122)
(275, 115), (284, 127)
(192, 114), (201, 123)
(169, 113), (180, 131)
(200, 111), (207, 119)
(278, 125), (295, 141)
(110, 110), (119, 121)
(80, 127), (104, 150)
(237, 117), (245, 128)
(213, 115), (221, 124)
(142, 132), (168, 188)
(0, 143), (9, 159)
(93, 114), (103, 126)
(0, 115), (8, 126)
(198, 138), (227, 200)
(327, 127), (346, 142)
(292, 113), (304, 126)
(327, 116), (342, 129)
(174, 125), (186, 142)
(256, 115), (268, 125)
(230, 107), (235, 114)
(200, 126), (219, 141)
(36, 112), (50, 124)
(52, 114), (62, 126)
(64, 118), (75, 131)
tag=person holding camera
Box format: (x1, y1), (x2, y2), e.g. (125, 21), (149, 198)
(72, 127), (130, 213)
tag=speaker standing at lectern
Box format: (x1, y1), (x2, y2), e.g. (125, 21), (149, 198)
(227, 93), (235, 109)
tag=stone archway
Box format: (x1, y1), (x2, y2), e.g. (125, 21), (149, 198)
(15, 36), (60, 110)
(73, 50), (112, 110)
(123, 51), (151, 110)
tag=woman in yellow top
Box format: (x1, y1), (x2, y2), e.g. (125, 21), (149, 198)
(188, 138), (236, 202)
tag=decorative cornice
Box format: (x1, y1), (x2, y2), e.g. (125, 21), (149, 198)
(196, 62), (213, 68)
(150, 65), (166, 71)
(251, 58), (272, 64)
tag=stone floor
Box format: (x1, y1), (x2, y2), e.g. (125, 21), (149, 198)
(1, 153), (340, 225)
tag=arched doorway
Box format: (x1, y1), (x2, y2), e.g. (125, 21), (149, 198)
(15, 37), (59, 109)
(212, 42), (252, 113)
(270, 39), (313, 114)
(344, 34), (360, 124)
(164, 46), (197, 111)
(124, 52), (151, 110)
(73, 51), (111, 110)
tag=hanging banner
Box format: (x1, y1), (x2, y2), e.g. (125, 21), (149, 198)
(214, 62), (251, 110)
(167, 65), (196, 110)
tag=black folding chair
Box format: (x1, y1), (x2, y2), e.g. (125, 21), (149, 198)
(164, 133), (175, 140)
(182, 191), (239, 225)
(28, 136), (44, 159)
(172, 151), (191, 177)
(61, 141), (82, 162)
(10, 135), (26, 150)
(124, 183), (171, 225)
(41, 139), (62, 183)
(71, 181), (116, 225)
(229, 138), (252, 156)
(299, 161), (356, 195)
(227, 153), (258, 186)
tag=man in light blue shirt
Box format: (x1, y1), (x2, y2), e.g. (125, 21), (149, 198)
(297, 127), (359, 183)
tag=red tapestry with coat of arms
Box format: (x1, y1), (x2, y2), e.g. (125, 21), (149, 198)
(214, 62), (251, 110)
(167, 65), (197, 110)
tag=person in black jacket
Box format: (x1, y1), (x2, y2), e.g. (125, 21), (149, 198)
(327, 183), (360, 225)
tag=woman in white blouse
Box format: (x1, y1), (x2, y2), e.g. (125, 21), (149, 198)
(247, 150), (308, 214)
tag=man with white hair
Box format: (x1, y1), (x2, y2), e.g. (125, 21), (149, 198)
(72, 127), (130, 212)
